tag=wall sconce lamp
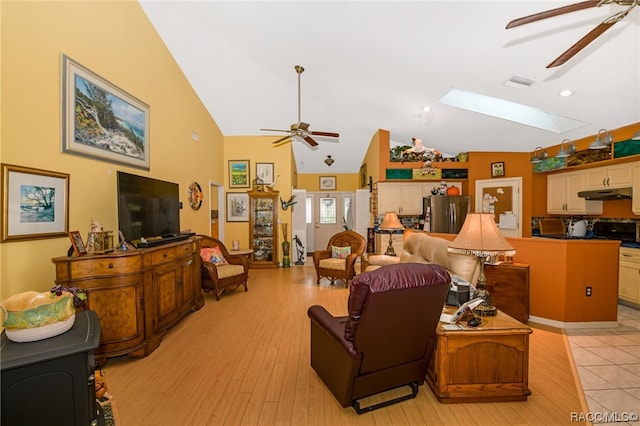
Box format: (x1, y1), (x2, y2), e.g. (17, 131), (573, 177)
(631, 131), (640, 141)
(589, 129), (613, 150)
(530, 147), (548, 163)
(555, 139), (576, 158)
(324, 155), (334, 166)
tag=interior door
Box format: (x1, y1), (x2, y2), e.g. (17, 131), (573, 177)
(313, 192), (353, 251)
(475, 177), (522, 237)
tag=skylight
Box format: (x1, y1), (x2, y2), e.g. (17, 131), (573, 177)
(439, 88), (587, 133)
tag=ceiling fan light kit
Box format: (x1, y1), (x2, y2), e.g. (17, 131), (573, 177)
(260, 65), (339, 147)
(506, 0), (639, 68)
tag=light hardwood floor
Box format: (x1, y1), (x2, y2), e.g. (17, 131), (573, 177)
(103, 263), (590, 425)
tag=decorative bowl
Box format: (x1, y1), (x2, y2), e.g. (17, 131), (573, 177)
(1, 291), (76, 342)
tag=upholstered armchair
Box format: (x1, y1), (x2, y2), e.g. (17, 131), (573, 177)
(307, 263), (450, 413)
(312, 230), (366, 286)
(199, 235), (249, 301)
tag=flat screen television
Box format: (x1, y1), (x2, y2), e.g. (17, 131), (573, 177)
(117, 171), (181, 242)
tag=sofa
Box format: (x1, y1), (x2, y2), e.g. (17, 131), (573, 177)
(362, 229), (480, 285)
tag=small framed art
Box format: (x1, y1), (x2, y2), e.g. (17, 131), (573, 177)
(319, 176), (336, 191)
(227, 192), (249, 222)
(491, 161), (505, 177)
(256, 163), (274, 185)
(229, 160), (250, 188)
(69, 231), (87, 256)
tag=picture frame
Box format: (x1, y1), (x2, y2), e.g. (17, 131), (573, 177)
(227, 192), (249, 222)
(228, 160), (250, 188)
(319, 176), (336, 191)
(491, 161), (505, 177)
(68, 231), (87, 256)
(359, 163), (367, 188)
(256, 162), (275, 185)
(62, 55), (150, 170)
(1, 164), (70, 242)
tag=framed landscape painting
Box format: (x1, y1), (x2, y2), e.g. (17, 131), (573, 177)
(62, 54), (150, 170)
(1, 164), (69, 242)
(229, 160), (250, 188)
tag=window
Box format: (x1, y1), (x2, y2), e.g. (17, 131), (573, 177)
(319, 197), (337, 224)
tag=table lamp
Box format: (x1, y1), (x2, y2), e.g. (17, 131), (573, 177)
(379, 212), (404, 256)
(447, 213), (515, 316)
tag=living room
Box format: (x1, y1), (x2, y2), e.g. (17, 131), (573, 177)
(2, 2), (640, 424)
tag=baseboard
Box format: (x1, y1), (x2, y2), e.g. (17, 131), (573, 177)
(528, 315), (618, 330)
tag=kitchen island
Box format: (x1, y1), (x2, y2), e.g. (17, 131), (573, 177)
(432, 233), (620, 327)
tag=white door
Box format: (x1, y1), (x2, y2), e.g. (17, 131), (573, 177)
(312, 191), (354, 251)
(475, 177), (522, 237)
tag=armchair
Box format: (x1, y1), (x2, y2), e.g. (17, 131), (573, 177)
(312, 230), (366, 286)
(199, 235), (249, 301)
(307, 263), (450, 413)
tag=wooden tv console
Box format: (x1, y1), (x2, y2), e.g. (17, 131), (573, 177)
(52, 237), (204, 364)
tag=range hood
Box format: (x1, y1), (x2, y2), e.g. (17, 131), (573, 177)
(577, 187), (632, 200)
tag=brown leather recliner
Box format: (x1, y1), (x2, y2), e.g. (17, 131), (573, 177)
(199, 235), (249, 301)
(307, 262), (450, 413)
(312, 230), (366, 286)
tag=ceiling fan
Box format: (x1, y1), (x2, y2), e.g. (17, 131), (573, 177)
(260, 65), (339, 147)
(506, 0), (638, 68)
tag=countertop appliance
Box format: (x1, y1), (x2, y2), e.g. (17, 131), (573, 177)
(593, 221), (639, 247)
(568, 220), (587, 238)
(423, 195), (470, 234)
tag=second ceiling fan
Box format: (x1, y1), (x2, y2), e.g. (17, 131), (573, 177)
(507, 0), (638, 68)
(261, 65), (339, 147)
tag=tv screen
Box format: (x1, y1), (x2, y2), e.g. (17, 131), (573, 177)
(117, 171), (181, 242)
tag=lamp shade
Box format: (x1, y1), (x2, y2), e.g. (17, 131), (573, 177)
(448, 213), (515, 257)
(379, 212), (404, 230)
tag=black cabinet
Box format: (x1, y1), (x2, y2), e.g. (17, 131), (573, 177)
(1, 310), (101, 426)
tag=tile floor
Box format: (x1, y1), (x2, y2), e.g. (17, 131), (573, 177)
(567, 304), (640, 425)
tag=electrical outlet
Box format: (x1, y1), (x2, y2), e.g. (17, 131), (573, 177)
(586, 286), (592, 297)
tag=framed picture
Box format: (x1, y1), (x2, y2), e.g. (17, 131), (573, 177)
(319, 176), (336, 191)
(62, 55), (150, 170)
(359, 163), (367, 188)
(256, 162), (274, 185)
(1, 164), (70, 242)
(227, 192), (249, 222)
(68, 231), (87, 256)
(491, 161), (505, 177)
(229, 160), (250, 188)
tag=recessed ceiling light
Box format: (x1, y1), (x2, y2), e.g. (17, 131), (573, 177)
(558, 89), (574, 97)
(422, 106), (431, 112)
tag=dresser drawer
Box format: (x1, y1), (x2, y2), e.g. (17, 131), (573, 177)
(620, 247), (640, 263)
(145, 245), (177, 266)
(69, 256), (142, 278)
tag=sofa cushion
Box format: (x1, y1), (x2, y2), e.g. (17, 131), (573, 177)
(216, 264), (245, 279)
(331, 245), (351, 259)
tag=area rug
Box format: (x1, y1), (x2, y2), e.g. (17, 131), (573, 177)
(98, 395), (120, 426)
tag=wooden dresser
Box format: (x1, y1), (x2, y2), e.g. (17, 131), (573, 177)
(52, 237), (204, 363)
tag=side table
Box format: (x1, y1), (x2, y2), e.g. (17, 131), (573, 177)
(426, 309), (532, 403)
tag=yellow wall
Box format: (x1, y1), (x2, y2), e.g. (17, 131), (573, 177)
(1, 1), (223, 298)
(223, 136), (293, 262)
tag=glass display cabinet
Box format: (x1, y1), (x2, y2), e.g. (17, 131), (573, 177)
(248, 186), (279, 268)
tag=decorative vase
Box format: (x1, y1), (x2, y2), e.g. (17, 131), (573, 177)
(282, 241), (291, 268)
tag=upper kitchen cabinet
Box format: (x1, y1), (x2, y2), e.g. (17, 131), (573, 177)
(583, 163), (633, 190)
(547, 170), (603, 215)
(377, 182), (462, 216)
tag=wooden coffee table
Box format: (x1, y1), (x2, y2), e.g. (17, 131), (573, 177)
(426, 309), (532, 403)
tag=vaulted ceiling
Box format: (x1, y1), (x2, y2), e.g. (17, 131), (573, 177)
(140, 1), (640, 174)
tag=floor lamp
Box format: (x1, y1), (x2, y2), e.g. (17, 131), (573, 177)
(379, 212), (404, 256)
(447, 213), (515, 316)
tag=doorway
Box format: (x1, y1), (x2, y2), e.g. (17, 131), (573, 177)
(209, 181), (224, 241)
(475, 177), (523, 237)
(307, 191), (354, 252)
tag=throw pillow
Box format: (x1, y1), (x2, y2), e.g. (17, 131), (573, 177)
(200, 247), (228, 265)
(331, 245), (351, 259)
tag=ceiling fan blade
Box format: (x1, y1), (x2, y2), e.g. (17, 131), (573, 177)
(303, 136), (319, 147)
(298, 122), (310, 131)
(272, 135), (292, 144)
(260, 128), (289, 133)
(547, 21), (615, 67)
(310, 131), (340, 138)
(506, 1), (599, 28)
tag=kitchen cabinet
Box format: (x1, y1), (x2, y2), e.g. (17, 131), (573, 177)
(619, 247), (640, 308)
(248, 187), (279, 268)
(633, 163), (640, 215)
(583, 163), (633, 190)
(547, 170), (602, 215)
(377, 182), (462, 216)
(52, 238), (203, 361)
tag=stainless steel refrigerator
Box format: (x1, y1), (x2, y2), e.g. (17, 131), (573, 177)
(423, 195), (470, 234)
